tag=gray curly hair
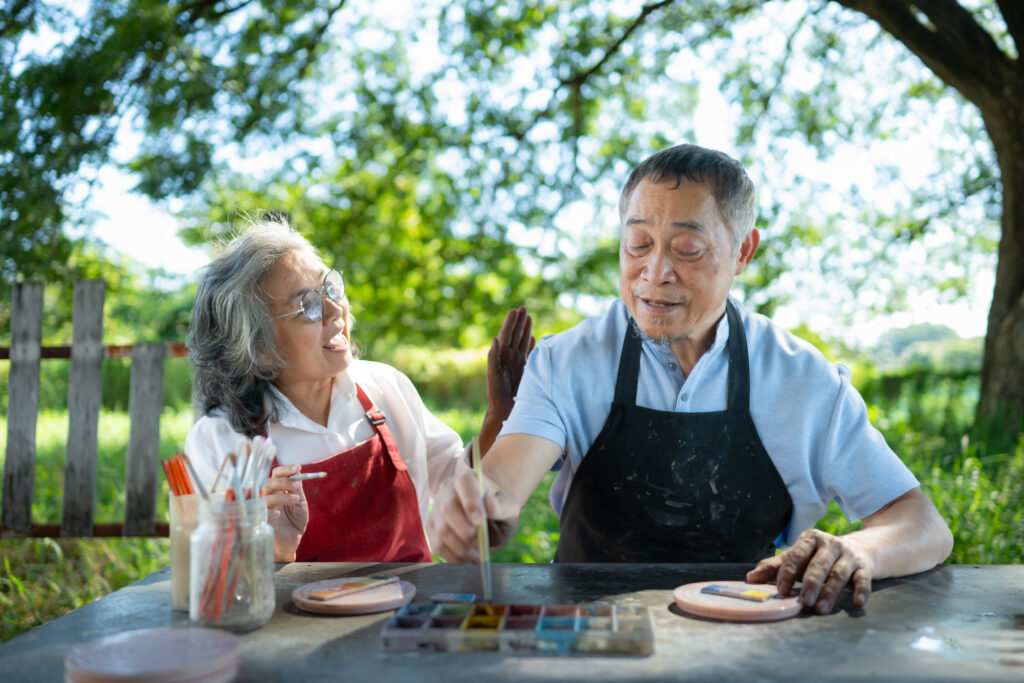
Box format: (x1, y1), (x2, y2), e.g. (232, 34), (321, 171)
(618, 144), (756, 251)
(187, 216), (319, 437)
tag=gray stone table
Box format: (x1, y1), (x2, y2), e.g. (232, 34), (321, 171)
(1, 562), (1022, 681)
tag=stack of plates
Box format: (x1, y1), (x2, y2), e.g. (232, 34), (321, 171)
(64, 627), (240, 683)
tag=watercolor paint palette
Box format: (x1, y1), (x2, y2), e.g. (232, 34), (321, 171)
(381, 603), (654, 655)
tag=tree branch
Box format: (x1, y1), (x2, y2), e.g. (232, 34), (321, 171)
(503, 0), (675, 143)
(995, 0), (1024, 59)
(177, 0), (256, 32)
(738, 7), (815, 142)
(560, 0), (675, 89)
(295, 0), (348, 80)
(0, 0), (33, 39)
(833, 0), (1012, 114)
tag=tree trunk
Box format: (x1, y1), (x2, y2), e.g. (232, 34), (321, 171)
(978, 107), (1024, 425)
(834, 0), (1024, 425)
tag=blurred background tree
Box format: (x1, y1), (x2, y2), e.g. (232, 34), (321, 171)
(1, 0), (1018, 424)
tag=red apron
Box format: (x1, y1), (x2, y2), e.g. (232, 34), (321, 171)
(273, 384), (432, 562)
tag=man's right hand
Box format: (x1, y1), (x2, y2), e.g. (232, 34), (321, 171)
(428, 466), (520, 563)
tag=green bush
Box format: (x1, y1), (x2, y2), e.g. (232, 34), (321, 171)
(386, 345), (488, 411)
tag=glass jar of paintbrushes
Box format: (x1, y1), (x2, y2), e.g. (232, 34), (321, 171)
(188, 437), (277, 633)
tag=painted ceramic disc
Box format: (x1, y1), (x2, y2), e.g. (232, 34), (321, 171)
(293, 577), (416, 615)
(673, 580), (803, 623)
(64, 626), (239, 682)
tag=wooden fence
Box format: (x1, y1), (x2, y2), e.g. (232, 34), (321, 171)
(1, 280), (187, 538)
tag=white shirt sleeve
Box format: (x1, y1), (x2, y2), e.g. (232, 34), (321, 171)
(183, 413), (252, 491)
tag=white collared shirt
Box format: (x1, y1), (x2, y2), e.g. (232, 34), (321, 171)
(185, 359), (467, 536)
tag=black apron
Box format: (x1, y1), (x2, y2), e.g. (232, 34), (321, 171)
(554, 300), (793, 563)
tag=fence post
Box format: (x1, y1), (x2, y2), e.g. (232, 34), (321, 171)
(61, 279), (105, 537)
(123, 343), (165, 536)
(1, 281), (44, 536)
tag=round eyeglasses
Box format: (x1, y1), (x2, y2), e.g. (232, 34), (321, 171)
(271, 269), (345, 322)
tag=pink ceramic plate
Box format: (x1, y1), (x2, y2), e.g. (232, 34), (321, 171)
(64, 626), (240, 682)
(292, 577), (416, 615)
(673, 580), (803, 622)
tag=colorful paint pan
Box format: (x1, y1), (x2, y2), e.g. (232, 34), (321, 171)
(381, 603), (653, 655)
(673, 580), (803, 622)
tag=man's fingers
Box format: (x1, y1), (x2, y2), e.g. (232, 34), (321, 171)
(428, 472), (487, 564)
(851, 567), (872, 607)
(453, 471), (486, 527)
(428, 515), (476, 564)
(497, 308), (521, 346)
(483, 487), (520, 521)
(795, 536), (842, 608)
(514, 307), (532, 352)
(745, 555), (781, 583)
(775, 533), (818, 595)
(498, 306), (532, 352)
(813, 560), (854, 613)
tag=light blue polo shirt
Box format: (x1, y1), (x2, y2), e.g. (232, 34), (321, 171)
(499, 296), (919, 547)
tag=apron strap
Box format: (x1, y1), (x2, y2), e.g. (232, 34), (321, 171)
(724, 299), (750, 412)
(613, 322), (643, 405)
(353, 384), (409, 472)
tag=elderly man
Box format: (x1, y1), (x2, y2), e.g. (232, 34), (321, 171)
(428, 143), (952, 614)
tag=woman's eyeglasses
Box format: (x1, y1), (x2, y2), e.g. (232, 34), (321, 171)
(271, 269), (345, 322)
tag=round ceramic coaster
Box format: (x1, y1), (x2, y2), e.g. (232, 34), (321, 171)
(673, 580), (803, 623)
(292, 577), (416, 615)
(64, 626), (240, 683)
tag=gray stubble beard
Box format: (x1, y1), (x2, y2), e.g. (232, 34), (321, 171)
(629, 316), (689, 348)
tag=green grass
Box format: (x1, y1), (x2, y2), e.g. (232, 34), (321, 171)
(1, 408), (193, 643)
(2, 366), (1022, 644)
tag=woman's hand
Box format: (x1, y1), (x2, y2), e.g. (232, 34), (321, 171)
(263, 464), (309, 562)
(480, 306), (535, 455)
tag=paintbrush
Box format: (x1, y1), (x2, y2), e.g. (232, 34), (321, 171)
(178, 452), (210, 501)
(471, 436), (493, 604)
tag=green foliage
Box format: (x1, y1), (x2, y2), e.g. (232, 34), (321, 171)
(2, 0), (1017, 414)
(872, 324), (983, 373)
(1, 0), (342, 303)
(389, 347), (488, 411)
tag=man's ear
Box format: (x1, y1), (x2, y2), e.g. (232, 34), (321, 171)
(734, 228), (759, 275)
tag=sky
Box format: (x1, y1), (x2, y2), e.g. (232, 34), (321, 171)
(87, 167), (211, 281)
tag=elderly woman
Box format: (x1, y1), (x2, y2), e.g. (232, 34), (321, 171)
(184, 217), (533, 562)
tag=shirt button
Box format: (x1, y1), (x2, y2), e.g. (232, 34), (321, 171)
(680, 393), (689, 402)
(667, 362), (677, 371)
